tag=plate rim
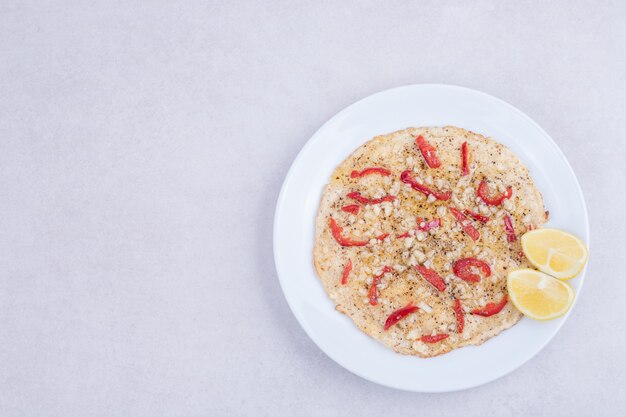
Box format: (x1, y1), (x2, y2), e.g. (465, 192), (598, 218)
(273, 83), (590, 392)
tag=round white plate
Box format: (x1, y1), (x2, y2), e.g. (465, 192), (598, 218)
(273, 84), (589, 392)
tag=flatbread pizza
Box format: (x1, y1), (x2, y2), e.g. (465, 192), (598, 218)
(313, 126), (547, 357)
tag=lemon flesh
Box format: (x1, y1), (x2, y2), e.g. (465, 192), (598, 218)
(521, 228), (588, 280)
(507, 269), (575, 320)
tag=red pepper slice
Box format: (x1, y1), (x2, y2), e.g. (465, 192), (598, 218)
(448, 207), (480, 241)
(341, 204), (361, 215)
(383, 303), (419, 330)
(400, 170), (452, 200)
(452, 258), (491, 283)
(415, 265), (446, 292)
(477, 180), (513, 206)
(369, 266), (392, 305)
(453, 299), (464, 333)
(350, 167), (391, 178)
(397, 217), (441, 238)
(421, 333), (449, 343)
(346, 191), (396, 205)
(504, 214), (517, 242)
(464, 209), (489, 224)
(472, 295), (508, 317)
(461, 141), (469, 176)
(416, 135), (442, 168)
(376, 233), (390, 241)
(341, 259), (352, 285)
(329, 218), (369, 247)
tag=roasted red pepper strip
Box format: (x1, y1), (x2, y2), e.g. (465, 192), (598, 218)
(472, 295), (508, 317)
(453, 258), (491, 283)
(376, 233), (390, 241)
(346, 191), (395, 205)
(464, 209), (489, 224)
(329, 218), (369, 247)
(504, 214), (517, 242)
(383, 303), (419, 330)
(421, 333), (449, 343)
(350, 167), (391, 178)
(400, 170), (451, 200)
(416, 135), (442, 168)
(477, 180), (513, 206)
(448, 207), (480, 241)
(369, 266), (392, 305)
(397, 217), (441, 238)
(341, 259), (352, 285)
(415, 265), (446, 292)
(461, 141), (469, 176)
(453, 299), (465, 333)
(341, 204), (361, 215)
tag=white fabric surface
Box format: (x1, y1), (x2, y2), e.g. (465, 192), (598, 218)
(0, 1), (624, 416)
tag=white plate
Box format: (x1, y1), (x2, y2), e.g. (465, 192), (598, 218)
(273, 84), (589, 392)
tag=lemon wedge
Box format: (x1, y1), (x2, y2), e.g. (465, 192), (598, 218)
(521, 228), (588, 280)
(507, 269), (575, 320)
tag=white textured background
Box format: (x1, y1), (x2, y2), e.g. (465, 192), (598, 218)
(1, 1), (624, 416)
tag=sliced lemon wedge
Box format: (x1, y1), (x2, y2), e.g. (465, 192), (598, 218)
(507, 269), (575, 320)
(521, 228), (588, 280)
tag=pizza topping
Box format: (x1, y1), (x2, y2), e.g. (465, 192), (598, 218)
(351, 167), (391, 178)
(329, 217), (369, 247)
(417, 301), (433, 313)
(421, 333), (449, 343)
(504, 214), (517, 242)
(461, 141), (469, 176)
(369, 266), (393, 305)
(397, 217), (441, 238)
(472, 295), (508, 316)
(341, 204), (361, 215)
(453, 258), (492, 283)
(419, 217), (442, 231)
(400, 170), (452, 200)
(341, 259), (352, 285)
(376, 233), (390, 241)
(347, 191), (396, 205)
(415, 265), (447, 291)
(383, 303), (419, 330)
(448, 207), (480, 241)
(464, 209), (489, 224)
(453, 298), (465, 333)
(477, 180), (513, 206)
(416, 135), (442, 168)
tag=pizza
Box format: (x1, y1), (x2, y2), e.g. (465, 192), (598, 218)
(313, 126), (547, 357)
